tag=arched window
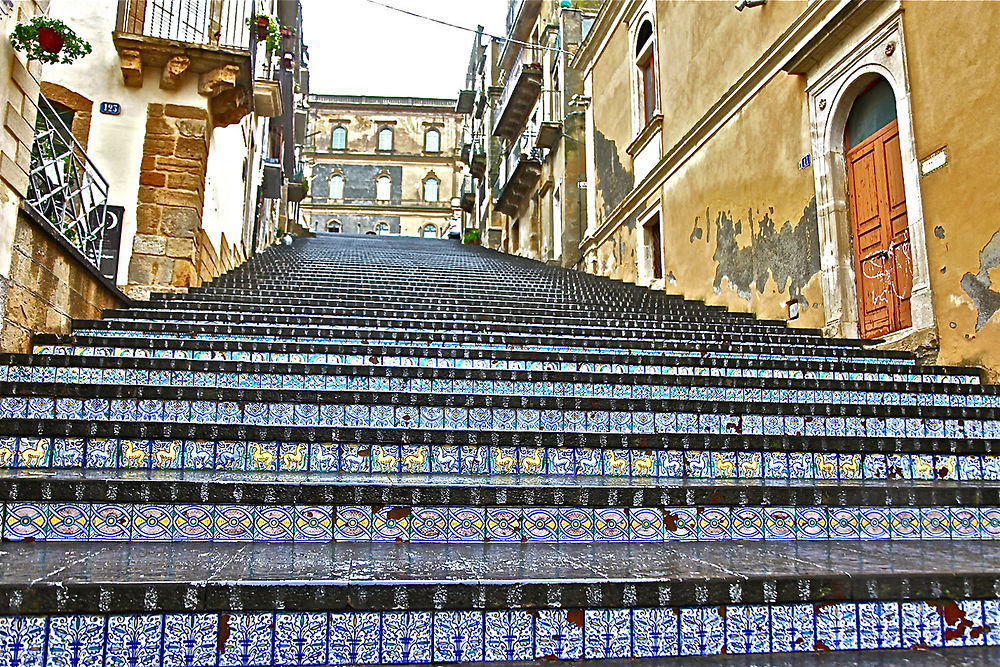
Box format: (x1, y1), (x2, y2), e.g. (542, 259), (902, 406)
(377, 127), (393, 151)
(634, 19), (656, 127)
(331, 126), (347, 150)
(375, 174), (392, 201)
(375, 221), (390, 235)
(423, 176), (439, 202)
(424, 128), (441, 153)
(327, 220), (342, 233)
(329, 173), (344, 200)
(422, 224), (437, 238)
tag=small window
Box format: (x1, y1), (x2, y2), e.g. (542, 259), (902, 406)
(423, 224), (437, 238)
(376, 174), (391, 201)
(331, 126), (347, 150)
(375, 221), (390, 234)
(424, 128), (441, 153)
(634, 19), (657, 126)
(423, 177), (439, 202)
(329, 173), (344, 200)
(377, 127), (393, 151)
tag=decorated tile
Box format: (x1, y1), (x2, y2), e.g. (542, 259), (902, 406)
(4, 502), (47, 540)
(770, 603), (813, 652)
(796, 507), (828, 540)
(15, 438), (51, 468)
(429, 445), (460, 474)
(256, 506), (295, 542)
(890, 507), (921, 539)
(215, 440), (245, 471)
(764, 507), (796, 540)
(630, 507), (664, 542)
(219, 612), (273, 666)
(679, 606), (724, 656)
(46, 503), (90, 540)
(698, 507), (732, 541)
(370, 444), (400, 473)
(150, 440), (184, 469)
(594, 507), (629, 542)
(274, 612), (327, 665)
(575, 448), (602, 476)
(737, 452), (762, 479)
(523, 507), (559, 542)
(860, 507), (891, 540)
(491, 446), (518, 475)
(763, 452), (788, 479)
(485, 507), (521, 542)
(460, 446), (491, 474)
(901, 601), (942, 649)
(400, 445), (431, 473)
(334, 506), (372, 541)
(484, 610), (533, 662)
(247, 441), (279, 472)
(373, 506), (410, 542)
(215, 505), (254, 541)
(433, 610), (483, 662)
(411, 507), (447, 542)
(632, 607), (679, 657)
(713, 452), (737, 479)
(91, 503), (132, 541)
(47, 615), (105, 667)
(106, 615), (162, 667)
(815, 602), (858, 650)
(731, 507), (764, 540)
(981, 507), (1000, 539)
(726, 605), (770, 654)
(584, 609), (630, 659)
(857, 601), (901, 649)
(943, 600), (986, 648)
(338, 443), (369, 474)
(662, 507), (697, 541)
(557, 507), (593, 543)
(163, 613), (216, 667)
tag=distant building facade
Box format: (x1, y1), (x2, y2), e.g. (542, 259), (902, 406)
(301, 95), (463, 237)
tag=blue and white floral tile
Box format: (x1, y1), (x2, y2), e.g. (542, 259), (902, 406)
(585, 609), (630, 659)
(433, 610), (483, 663)
(770, 604), (814, 653)
(725, 605), (770, 654)
(901, 601), (942, 649)
(534, 609), (583, 660)
(632, 607), (679, 657)
(679, 606), (724, 656)
(47, 615), (105, 667)
(106, 615), (162, 667)
(219, 613), (273, 667)
(815, 602), (858, 651)
(274, 612), (328, 666)
(162, 613), (216, 667)
(484, 611), (533, 662)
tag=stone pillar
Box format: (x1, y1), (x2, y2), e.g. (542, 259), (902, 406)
(125, 103), (209, 300)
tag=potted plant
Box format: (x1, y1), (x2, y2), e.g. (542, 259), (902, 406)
(247, 13), (280, 52)
(10, 17), (92, 65)
(463, 228), (481, 245)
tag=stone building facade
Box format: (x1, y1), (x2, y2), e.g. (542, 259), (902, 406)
(460, 0), (598, 267)
(301, 95), (463, 237)
(472, 0), (1000, 379)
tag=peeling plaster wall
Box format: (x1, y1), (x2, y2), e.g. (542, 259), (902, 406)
(590, 71), (823, 326)
(902, 0), (1000, 378)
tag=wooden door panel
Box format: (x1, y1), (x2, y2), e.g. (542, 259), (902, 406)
(846, 119), (912, 338)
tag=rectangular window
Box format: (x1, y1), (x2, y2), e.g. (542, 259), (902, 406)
(641, 55), (656, 125)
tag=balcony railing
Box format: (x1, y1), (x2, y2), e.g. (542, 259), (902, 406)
(116, 0), (253, 50)
(493, 47), (543, 140)
(494, 135), (544, 216)
(24, 96), (111, 275)
(306, 197), (450, 209)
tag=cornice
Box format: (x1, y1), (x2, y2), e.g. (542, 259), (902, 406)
(571, 0), (637, 74)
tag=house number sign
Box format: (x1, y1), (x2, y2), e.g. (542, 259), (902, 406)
(99, 102), (121, 115)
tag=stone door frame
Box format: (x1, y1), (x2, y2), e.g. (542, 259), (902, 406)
(804, 8), (934, 343)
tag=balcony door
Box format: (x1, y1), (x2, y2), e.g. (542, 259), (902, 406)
(144, 0), (210, 43)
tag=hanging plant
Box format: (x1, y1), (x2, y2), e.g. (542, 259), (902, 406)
(10, 17), (92, 65)
(247, 13), (280, 53)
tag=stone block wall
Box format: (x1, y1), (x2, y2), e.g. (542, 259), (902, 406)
(2, 211), (125, 353)
(125, 103), (211, 300)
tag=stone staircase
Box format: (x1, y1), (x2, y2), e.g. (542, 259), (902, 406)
(1, 233), (999, 665)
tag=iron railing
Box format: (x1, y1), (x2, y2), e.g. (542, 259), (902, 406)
(494, 132), (542, 193)
(25, 96), (110, 272)
(116, 0), (253, 50)
(307, 197), (450, 209)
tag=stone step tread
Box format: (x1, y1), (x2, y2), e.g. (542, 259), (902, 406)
(3, 540), (1000, 615)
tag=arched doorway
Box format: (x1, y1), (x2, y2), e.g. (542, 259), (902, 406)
(844, 77), (912, 338)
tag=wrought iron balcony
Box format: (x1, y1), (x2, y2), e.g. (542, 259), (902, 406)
(494, 140), (544, 217)
(116, 0), (253, 50)
(492, 48), (543, 141)
(24, 96), (112, 277)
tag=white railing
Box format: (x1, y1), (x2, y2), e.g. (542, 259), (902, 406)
(25, 96), (111, 273)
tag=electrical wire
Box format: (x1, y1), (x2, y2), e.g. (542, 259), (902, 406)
(358, 0), (575, 56)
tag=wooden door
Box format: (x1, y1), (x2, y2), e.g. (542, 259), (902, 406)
(846, 119), (912, 338)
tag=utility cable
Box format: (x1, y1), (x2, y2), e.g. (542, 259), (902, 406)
(359, 0), (575, 56)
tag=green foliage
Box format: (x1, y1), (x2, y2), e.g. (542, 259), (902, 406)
(463, 228), (481, 244)
(10, 17), (92, 65)
(248, 14), (281, 53)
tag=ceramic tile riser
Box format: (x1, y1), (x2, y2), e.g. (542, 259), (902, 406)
(1, 233), (999, 665)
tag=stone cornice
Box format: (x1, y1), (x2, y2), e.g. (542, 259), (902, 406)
(582, 0), (864, 254)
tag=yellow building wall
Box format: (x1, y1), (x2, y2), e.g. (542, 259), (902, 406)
(902, 0), (1000, 378)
